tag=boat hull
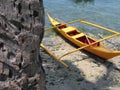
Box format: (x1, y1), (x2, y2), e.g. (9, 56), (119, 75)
(47, 14), (120, 59)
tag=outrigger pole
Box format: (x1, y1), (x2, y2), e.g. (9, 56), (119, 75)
(45, 18), (80, 31)
(59, 33), (120, 59)
(58, 20), (120, 59)
(41, 32), (120, 67)
(79, 20), (119, 34)
(45, 19), (119, 34)
(40, 44), (68, 67)
(43, 19), (120, 67)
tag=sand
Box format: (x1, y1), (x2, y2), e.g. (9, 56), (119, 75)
(41, 35), (120, 90)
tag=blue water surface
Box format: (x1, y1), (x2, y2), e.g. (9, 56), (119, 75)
(44, 0), (120, 32)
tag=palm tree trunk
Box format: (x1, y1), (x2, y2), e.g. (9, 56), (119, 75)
(0, 0), (45, 90)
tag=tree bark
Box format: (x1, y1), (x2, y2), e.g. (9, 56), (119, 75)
(0, 0), (45, 90)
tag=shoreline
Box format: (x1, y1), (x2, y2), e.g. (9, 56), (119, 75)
(41, 35), (120, 90)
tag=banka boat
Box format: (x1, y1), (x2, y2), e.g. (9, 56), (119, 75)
(47, 14), (120, 60)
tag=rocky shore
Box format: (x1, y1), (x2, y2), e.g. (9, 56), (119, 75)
(41, 34), (120, 90)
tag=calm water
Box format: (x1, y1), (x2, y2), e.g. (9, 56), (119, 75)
(44, 0), (120, 33)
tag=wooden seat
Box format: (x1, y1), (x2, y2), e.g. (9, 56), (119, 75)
(62, 26), (76, 32)
(72, 33), (85, 38)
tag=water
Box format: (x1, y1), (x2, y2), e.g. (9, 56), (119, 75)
(44, 0), (120, 34)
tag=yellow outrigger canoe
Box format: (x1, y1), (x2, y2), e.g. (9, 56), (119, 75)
(47, 14), (120, 60)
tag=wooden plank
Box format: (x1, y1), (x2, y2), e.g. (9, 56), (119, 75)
(72, 33), (85, 38)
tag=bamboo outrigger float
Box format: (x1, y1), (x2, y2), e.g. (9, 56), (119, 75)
(40, 14), (120, 67)
(40, 44), (68, 67)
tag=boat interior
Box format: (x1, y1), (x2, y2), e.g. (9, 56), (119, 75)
(56, 24), (100, 46)
(56, 24), (67, 29)
(76, 36), (99, 46)
(67, 30), (79, 36)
